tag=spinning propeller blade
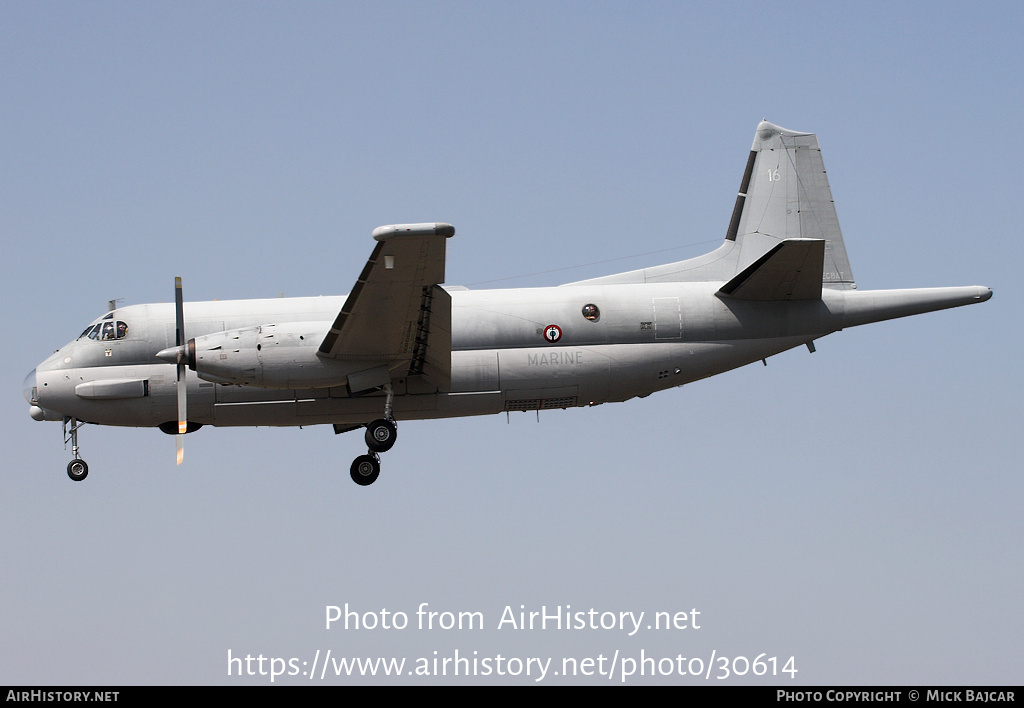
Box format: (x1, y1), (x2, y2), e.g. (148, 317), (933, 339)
(175, 277), (186, 465)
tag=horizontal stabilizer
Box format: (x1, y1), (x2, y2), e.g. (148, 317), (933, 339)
(717, 239), (824, 301)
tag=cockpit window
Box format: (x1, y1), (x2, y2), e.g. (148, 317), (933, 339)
(79, 321), (128, 340)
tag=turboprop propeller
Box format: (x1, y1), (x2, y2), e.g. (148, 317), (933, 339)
(155, 277), (190, 464)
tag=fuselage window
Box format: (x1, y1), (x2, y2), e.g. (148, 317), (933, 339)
(582, 304), (600, 321)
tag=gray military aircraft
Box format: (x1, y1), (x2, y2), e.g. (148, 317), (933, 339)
(24, 121), (991, 485)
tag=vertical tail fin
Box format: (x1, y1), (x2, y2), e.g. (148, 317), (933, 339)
(568, 120), (856, 288)
(732, 121), (855, 289)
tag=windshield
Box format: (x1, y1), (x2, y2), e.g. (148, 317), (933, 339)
(78, 321), (129, 341)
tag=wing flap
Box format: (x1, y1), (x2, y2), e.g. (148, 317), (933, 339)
(410, 285), (452, 391)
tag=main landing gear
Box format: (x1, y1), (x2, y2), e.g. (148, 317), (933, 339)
(348, 386), (397, 486)
(64, 417), (88, 482)
(350, 452), (381, 486)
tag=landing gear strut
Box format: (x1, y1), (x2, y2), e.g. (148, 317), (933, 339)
(64, 417), (88, 482)
(349, 384), (396, 486)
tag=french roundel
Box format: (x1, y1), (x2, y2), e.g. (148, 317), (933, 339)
(543, 324), (562, 343)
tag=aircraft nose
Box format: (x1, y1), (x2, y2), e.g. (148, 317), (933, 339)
(23, 368), (36, 404)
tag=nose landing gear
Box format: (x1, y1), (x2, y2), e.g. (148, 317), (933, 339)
(64, 417), (88, 482)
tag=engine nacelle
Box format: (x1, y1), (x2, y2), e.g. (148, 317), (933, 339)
(188, 322), (366, 389)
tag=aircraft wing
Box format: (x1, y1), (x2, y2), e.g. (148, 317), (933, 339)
(318, 223), (454, 391)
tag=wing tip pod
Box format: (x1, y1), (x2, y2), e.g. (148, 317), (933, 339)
(372, 222), (455, 241)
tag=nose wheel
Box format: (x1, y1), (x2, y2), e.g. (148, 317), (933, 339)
(67, 458), (89, 481)
(63, 417), (88, 482)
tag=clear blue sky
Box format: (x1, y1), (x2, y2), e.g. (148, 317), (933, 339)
(2, 1), (1020, 685)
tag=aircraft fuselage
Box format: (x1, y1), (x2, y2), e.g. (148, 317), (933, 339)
(28, 281), (988, 430)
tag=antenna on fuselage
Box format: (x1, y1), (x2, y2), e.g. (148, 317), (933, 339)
(107, 298), (123, 312)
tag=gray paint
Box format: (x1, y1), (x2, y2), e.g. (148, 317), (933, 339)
(25, 122), (991, 473)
